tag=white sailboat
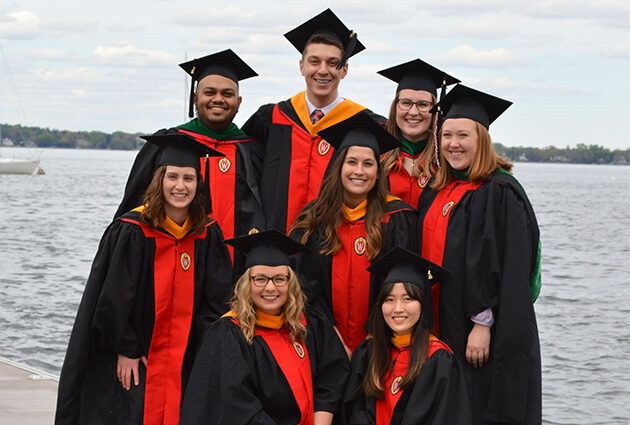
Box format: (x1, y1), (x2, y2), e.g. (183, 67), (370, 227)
(0, 127), (41, 175)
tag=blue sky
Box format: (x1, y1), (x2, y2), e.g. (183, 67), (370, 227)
(0, 0), (628, 149)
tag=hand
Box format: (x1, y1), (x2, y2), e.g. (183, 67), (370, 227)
(313, 411), (334, 425)
(333, 325), (352, 360)
(465, 323), (491, 368)
(116, 354), (148, 390)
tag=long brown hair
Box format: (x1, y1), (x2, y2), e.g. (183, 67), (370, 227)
(362, 282), (430, 398)
(229, 266), (307, 344)
(381, 93), (438, 178)
(432, 121), (513, 190)
(289, 147), (390, 260)
(140, 165), (208, 235)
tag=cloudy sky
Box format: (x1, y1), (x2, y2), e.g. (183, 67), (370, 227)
(0, 0), (628, 149)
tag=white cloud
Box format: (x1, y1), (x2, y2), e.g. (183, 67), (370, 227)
(93, 43), (177, 67)
(0, 10), (42, 39)
(26, 48), (75, 61)
(32, 67), (109, 83)
(601, 42), (630, 59)
(436, 44), (526, 67)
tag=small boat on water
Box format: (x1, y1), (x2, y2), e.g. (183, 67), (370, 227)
(0, 157), (41, 174)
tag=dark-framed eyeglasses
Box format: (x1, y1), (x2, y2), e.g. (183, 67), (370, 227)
(250, 274), (289, 287)
(396, 98), (434, 112)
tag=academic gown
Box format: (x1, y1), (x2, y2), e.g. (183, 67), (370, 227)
(343, 338), (472, 425)
(55, 210), (233, 425)
(386, 152), (432, 207)
(291, 199), (418, 352)
(417, 171), (542, 425)
(114, 124), (264, 275)
(179, 309), (350, 425)
(242, 91), (385, 233)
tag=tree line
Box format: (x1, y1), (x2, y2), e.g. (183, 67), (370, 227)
(1, 123), (628, 164)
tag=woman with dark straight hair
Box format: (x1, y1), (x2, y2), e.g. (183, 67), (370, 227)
(290, 112), (417, 356)
(55, 133), (233, 425)
(343, 247), (471, 425)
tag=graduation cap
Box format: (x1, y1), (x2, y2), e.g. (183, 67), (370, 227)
(225, 229), (308, 269)
(377, 58), (460, 99)
(368, 246), (449, 329)
(433, 84), (512, 129)
(179, 49), (258, 118)
(141, 132), (223, 172)
(284, 8), (365, 69)
(317, 112), (400, 157)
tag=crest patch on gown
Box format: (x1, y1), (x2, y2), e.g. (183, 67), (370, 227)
(354, 237), (367, 256)
(418, 171), (429, 188)
(391, 376), (403, 395)
(180, 252), (191, 271)
(293, 341), (305, 358)
(318, 139), (331, 156)
(218, 157), (231, 173)
(442, 201), (454, 217)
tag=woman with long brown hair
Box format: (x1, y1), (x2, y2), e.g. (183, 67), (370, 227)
(290, 112), (417, 355)
(56, 133), (233, 425)
(342, 247), (471, 425)
(179, 230), (349, 425)
(417, 85), (542, 425)
(378, 59), (459, 206)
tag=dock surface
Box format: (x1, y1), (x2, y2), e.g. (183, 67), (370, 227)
(0, 357), (57, 424)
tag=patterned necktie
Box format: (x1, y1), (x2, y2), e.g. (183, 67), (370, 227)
(310, 109), (324, 124)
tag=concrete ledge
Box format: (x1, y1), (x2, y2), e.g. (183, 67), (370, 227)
(0, 357), (58, 424)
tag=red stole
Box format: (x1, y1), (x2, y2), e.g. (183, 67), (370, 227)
(231, 313), (314, 425)
(375, 336), (454, 425)
(120, 218), (208, 425)
(386, 153), (430, 207)
(421, 179), (481, 336)
(177, 129), (247, 263)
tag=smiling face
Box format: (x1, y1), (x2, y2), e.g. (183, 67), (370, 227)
(249, 265), (289, 315)
(300, 42), (348, 108)
(381, 282), (422, 335)
(162, 165), (197, 220)
(194, 74), (242, 131)
(341, 145), (378, 208)
(440, 118), (479, 171)
(395, 89), (434, 142)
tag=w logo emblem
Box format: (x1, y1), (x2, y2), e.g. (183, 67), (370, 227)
(218, 158), (231, 173)
(318, 140), (331, 156)
(354, 237), (367, 256)
(442, 201), (454, 217)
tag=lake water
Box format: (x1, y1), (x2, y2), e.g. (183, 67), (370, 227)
(0, 147), (628, 424)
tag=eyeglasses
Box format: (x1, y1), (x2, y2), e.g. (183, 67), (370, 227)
(250, 274), (289, 287)
(396, 98), (434, 112)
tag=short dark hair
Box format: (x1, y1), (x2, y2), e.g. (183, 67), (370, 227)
(303, 34), (344, 57)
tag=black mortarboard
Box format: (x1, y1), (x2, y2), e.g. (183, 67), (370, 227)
(368, 247), (449, 329)
(433, 84), (512, 129)
(141, 132), (224, 172)
(317, 112), (400, 157)
(284, 8), (365, 69)
(179, 49), (258, 118)
(377, 58), (460, 97)
(225, 229), (308, 269)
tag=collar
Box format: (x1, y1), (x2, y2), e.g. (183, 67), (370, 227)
(391, 332), (412, 348)
(161, 215), (191, 239)
(178, 118), (244, 140)
(342, 199), (368, 222)
(256, 309), (286, 329)
(452, 167), (470, 181)
(305, 92), (344, 116)
(399, 136), (427, 157)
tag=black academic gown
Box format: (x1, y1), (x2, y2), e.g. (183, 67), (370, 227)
(242, 91), (385, 233)
(179, 309), (350, 425)
(417, 171), (542, 425)
(55, 211), (233, 425)
(343, 339), (472, 425)
(114, 126), (263, 273)
(291, 199), (418, 351)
